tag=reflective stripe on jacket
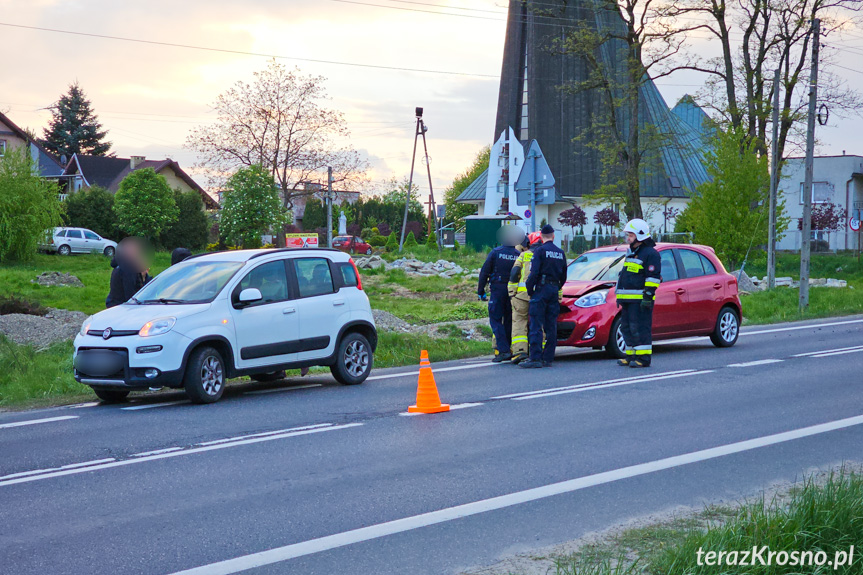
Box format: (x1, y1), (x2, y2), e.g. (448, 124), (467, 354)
(615, 239), (661, 302)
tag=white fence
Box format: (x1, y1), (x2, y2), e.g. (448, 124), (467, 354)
(778, 230), (862, 253)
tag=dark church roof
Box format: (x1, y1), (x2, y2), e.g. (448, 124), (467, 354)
(488, 0), (711, 202)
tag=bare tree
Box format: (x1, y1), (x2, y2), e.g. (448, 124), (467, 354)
(187, 60), (368, 212)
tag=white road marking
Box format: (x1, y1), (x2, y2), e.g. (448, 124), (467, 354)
(132, 447), (183, 457)
(367, 362), (500, 382)
(0, 415), (79, 429)
(167, 413), (863, 575)
(0, 458), (116, 480)
(196, 424), (333, 446)
(0, 423), (362, 488)
(810, 348), (863, 358)
(67, 402), (100, 409)
(512, 371), (714, 401)
(740, 318), (863, 337)
(491, 370), (697, 400)
(793, 345), (863, 357)
(121, 400), (190, 411)
(244, 384), (322, 395)
(727, 359), (784, 368)
(398, 403), (484, 417)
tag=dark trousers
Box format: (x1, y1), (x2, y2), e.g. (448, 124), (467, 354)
(488, 284), (512, 354)
(620, 302), (654, 363)
(528, 284), (559, 363)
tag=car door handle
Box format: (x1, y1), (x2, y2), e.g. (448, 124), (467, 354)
(282, 307), (296, 314)
(333, 299), (345, 306)
(713, 283), (722, 290)
(675, 288), (686, 294)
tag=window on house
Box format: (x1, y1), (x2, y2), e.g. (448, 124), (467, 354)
(0, 140), (6, 156)
(799, 182), (833, 204)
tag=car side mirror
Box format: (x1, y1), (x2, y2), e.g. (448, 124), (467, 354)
(236, 288), (262, 307)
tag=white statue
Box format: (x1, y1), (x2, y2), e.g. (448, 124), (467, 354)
(338, 212), (347, 235)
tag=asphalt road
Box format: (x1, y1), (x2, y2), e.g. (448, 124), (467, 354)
(2, 315), (863, 575)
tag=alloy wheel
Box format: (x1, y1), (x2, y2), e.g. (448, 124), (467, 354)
(200, 355), (224, 396)
(720, 311), (738, 342)
(616, 325), (627, 354)
(344, 340), (369, 378)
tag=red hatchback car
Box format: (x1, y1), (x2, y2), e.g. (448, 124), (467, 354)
(557, 243), (742, 357)
(333, 236), (373, 255)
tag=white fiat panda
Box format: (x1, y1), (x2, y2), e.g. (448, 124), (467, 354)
(73, 248), (376, 404)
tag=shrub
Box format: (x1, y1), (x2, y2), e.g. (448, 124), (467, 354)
(385, 231), (398, 251)
(404, 231), (419, 248)
(220, 165), (289, 248)
(63, 186), (117, 239)
(0, 295), (48, 316)
(377, 222), (392, 237)
(114, 168), (178, 239)
(0, 146), (63, 262)
(159, 189), (209, 250)
(426, 231), (438, 250)
(369, 236), (388, 247)
(205, 242), (221, 252)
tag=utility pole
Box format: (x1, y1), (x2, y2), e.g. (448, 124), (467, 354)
(326, 166), (334, 249)
(767, 68), (781, 289)
(420, 126), (438, 251)
(799, 18), (820, 310)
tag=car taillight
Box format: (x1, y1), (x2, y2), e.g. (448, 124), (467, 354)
(349, 258), (363, 290)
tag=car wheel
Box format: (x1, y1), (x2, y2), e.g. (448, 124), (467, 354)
(710, 306), (740, 348)
(184, 346), (226, 404)
(58, 244), (71, 256)
(103, 246), (115, 257)
(330, 332), (372, 385)
(365, 247), (372, 255)
(604, 315), (627, 359)
(93, 388), (130, 403)
(250, 371), (286, 383)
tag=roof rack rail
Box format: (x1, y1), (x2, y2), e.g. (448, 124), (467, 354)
(248, 247), (340, 260)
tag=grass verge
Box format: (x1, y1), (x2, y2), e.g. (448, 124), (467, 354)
(550, 467), (863, 575)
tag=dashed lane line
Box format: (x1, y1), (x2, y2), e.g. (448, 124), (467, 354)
(491, 370), (697, 400)
(810, 348), (863, 358)
(167, 413), (863, 575)
(0, 415), (79, 429)
(0, 458), (116, 481)
(0, 423), (362, 488)
(727, 359), (784, 368)
(121, 400), (191, 411)
(793, 345), (863, 357)
(399, 403), (484, 416)
(511, 371), (714, 401)
(244, 384), (322, 395)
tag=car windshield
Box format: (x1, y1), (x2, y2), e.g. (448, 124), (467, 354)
(133, 261), (244, 304)
(567, 251), (625, 281)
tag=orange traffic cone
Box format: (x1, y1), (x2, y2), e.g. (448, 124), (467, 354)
(408, 350), (450, 413)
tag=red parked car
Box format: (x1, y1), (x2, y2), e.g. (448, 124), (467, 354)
(556, 243), (742, 357)
(333, 236), (373, 255)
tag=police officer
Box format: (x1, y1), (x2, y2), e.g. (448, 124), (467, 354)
(507, 232), (542, 364)
(615, 218), (661, 368)
(478, 226), (520, 362)
(520, 225), (567, 369)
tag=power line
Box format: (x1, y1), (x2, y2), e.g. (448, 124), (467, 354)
(329, 0), (504, 20)
(0, 21), (499, 78)
(382, 0), (505, 14)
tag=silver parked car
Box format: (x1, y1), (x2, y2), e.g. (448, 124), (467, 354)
(42, 227), (118, 256)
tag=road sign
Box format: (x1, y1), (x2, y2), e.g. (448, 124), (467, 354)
(524, 209), (532, 219)
(514, 140), (556, 207)
(850, 218), (861, 232)
(285, 233), (319, 248)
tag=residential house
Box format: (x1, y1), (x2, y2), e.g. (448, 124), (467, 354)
(62, 153), (219, 209)
(776, 154), (863, 252)
(0, 110), (66, 180)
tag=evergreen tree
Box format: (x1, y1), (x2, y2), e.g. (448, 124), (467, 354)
(404, 231), (419, 248)
(43, 82), (111, 157)
(385, 231), (398, 251)
(425, 230), (438, 250)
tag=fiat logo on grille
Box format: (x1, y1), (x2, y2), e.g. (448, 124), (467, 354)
(102, 328), (113, 340)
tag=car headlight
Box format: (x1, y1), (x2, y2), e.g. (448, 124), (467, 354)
(574, 290), (609, 308)
(139, 317), (176, 337)
(80, 318), (92, 336)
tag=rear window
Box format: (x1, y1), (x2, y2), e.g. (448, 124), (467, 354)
(338, 262), (359, 287)
(66, 230), (82, 239)
(700, 254), (717, 275)
(56, 229), (66, 237)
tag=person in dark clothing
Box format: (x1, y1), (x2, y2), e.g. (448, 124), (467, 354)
(520, 225), (567, 369)
(615, 218), (661, 368)
(171, 247), (192, 266)
(106, 238), (152, 308)
(478, 226), (521, 362)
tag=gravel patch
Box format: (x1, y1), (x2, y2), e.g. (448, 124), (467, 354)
(32, 271), (84, 287)
(372, 310), (490, 341)
(0, 308), (88, 348)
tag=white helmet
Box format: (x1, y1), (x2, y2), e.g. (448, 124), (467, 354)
(623, 218), (650, 241)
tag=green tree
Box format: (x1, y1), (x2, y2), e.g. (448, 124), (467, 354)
(220, 165), (290, 247)
(687, 127), (787, 270)
(0, 146), (63, 262)
(404, 231), (419, 248)
(113, 168), (179, 239)
(42, 82), (111, 157)
(63, 186), (117, 239)
(159, 190), (210, 250)
(425, 230), (438, 250)
(300, 198), (333, 231)
(443, 146), (488, 227)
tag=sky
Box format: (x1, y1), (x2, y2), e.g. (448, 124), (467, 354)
(2, 0), (863, 203)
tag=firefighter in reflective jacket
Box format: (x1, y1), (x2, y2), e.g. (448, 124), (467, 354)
(507, 232), (543, 364)
(478, 230), (520, 362)
(615, 218), (661, 368)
